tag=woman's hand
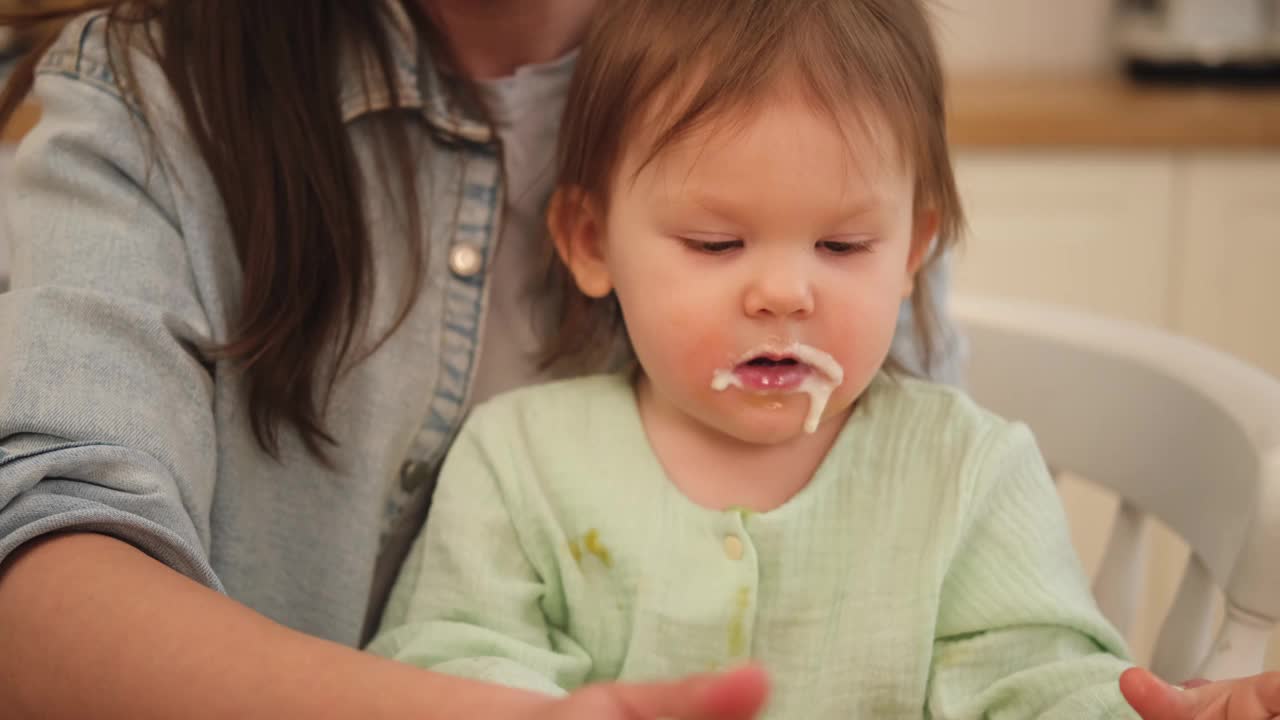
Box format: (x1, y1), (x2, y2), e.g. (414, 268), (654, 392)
(1121, 666), (1280, 720)
(531, 665), (769, 720)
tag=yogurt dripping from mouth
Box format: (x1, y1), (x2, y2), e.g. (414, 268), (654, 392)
(710, 342), (845, 433)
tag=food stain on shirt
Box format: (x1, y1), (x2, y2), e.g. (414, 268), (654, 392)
(568, 529), (613, 568)
(728, 585), (752, 658)
(583, 528), (613, 568)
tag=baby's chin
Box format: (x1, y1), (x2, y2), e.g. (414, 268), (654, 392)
(706, 397), (848, 446)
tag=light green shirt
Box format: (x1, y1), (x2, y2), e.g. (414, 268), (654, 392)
(369, 372), (1139, 719)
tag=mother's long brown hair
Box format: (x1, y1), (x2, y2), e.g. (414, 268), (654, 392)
(0, 1), (446, 463)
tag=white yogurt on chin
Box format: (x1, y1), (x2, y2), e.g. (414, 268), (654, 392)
(711, 342), (845, 434)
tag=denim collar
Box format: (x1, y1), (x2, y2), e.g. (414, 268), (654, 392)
(335, 1), (493, 144)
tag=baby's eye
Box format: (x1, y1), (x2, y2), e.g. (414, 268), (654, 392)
(817, 238), (874, 255)
(680, 236), (743, 254)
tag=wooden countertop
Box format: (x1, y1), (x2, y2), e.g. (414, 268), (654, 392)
(947, 74), (1280, 149)
(5, 75), (1280, 149)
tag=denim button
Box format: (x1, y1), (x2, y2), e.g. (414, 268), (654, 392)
(448, 243), (483, 277)
(399, 460), (431, 493)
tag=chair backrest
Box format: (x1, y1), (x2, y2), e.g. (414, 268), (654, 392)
(953, 295), (1280, 681)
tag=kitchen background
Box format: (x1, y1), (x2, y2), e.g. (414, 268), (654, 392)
(941, 0), (1280, 672)
(0, 0), (1278, 672)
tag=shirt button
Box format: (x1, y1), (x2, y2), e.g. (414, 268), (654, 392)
(723, 534), (744, 561)
(448, 243), (483, 277)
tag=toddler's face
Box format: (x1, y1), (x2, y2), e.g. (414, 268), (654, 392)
(577, 90), (933, 445)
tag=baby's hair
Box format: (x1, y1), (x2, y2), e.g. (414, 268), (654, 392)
(543, 0), (963, 375)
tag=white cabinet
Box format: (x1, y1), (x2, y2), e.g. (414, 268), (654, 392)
(952, 149), (1280, 670)
(954, 152), (1176, 326)
(1175, 155), (1280, 377)
(953, 149), (1280, 378)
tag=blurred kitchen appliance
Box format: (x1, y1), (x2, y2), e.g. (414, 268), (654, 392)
(1112, 0), (1280, 82)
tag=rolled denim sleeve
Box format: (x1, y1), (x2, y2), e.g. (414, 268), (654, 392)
(0, 30), (220, 589)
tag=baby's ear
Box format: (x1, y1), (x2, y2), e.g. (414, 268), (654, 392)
(902, 209), (940, 297)
(548, 186), (613, 298)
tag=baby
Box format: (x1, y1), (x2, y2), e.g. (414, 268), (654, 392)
(369, 1), (1280, 718)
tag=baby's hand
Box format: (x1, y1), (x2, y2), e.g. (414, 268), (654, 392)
(531, 665), (769, 720)
(1121, 666), (1280, 720)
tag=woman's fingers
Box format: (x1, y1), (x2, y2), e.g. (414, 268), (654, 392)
(572, 664), (769, 720)
(1121, 666), (1280, 720)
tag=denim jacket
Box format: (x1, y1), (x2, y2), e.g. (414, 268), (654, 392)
(0, 5), (512, 645)
(0, 7), (964, 647)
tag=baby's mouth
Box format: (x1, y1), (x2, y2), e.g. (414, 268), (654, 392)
(732, 355), (813, 391)
(710, 343), (845, 433)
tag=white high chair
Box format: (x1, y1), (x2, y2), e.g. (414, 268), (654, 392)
(953, 295), (1280, 681)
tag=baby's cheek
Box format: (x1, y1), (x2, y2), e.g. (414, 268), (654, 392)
(628, 302), (725, 386)
(680, 326), (733, 379)
(825, 340), (881, 400)
(650, 302), (720, 363)
(830, 308), (896, 368)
